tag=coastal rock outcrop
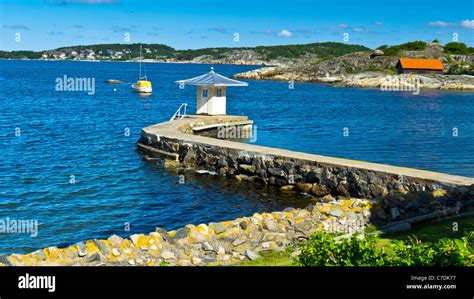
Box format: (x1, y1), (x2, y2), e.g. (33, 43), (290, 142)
(233, 51), (474, 90)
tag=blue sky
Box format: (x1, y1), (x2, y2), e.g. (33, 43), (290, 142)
(1, 0), (473, 51)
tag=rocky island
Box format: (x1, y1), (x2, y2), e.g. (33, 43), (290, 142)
(234, 41), (474, 90)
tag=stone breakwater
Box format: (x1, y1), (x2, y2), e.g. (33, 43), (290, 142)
(1, 199), (370, 266)
(139, 118), (474, 222)
(138, 116), (474, 227)
(3, 116), (474, 266)
(140, 139), (474, 226)
(233, 67), (474, 90)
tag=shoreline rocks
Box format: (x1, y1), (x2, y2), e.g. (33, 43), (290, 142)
(2, 198), (375, 266)
(234, 68), (474, 90)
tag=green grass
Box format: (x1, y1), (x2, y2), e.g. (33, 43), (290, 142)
(238, 215), (474, 266)
(379, 215), (474, 243)
(236, 250), (295, 266)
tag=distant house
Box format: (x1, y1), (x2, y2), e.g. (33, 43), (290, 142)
(397, 58), (444, 74)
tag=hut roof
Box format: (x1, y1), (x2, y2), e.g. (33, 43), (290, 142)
(398, 58), (444, 70)
(175, 67), (248, 87)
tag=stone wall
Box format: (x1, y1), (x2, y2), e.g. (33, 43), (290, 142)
(138, 135), (474, 225)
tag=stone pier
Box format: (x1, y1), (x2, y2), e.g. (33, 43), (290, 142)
(138, 114), (474, 227)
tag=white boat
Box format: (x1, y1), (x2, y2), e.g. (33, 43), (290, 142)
(131, 45), (152, 93)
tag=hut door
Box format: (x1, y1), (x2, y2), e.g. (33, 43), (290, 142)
(199, 88), (209, 114)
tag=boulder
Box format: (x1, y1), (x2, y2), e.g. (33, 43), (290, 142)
(238, 164), (256, 175)
(296, 182), (312, 193)
(281, 185), (295, 192)
(183, 148), (196, 164)
(311, 184), (329, 197)
(161, 251), (176, 260)
(245, 249), (259, 261)
(209, 222), (226, 234)
(174, 227), (190, 239)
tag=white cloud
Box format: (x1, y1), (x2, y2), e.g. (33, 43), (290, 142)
(277, 29), (292, 37)
(460, 20), (474, 29)
(374, 21), (384, 26)
(336, 23), (349, 29)
(352, 27), (367, 33)
(427, 21), (451, 27)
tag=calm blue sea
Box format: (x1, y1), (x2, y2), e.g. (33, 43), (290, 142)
(1, 60), (473, 254)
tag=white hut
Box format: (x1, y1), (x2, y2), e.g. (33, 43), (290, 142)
(175, 67), (248, 115)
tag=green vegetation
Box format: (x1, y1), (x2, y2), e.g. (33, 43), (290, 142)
(383, 215), (474, 242)
(253, 42), (369, 60)
(378, 41), (428, 56)
(447, 63), (474, 75)
(0, 50), (42, 59)
(444, 42), (469, 55)
(0, 42), (370, 61)
(240, 216), (474, 266)
(297, 233), (387, 266)
(297, 232), (473, 266)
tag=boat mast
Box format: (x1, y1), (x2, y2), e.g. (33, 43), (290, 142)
(139, 44), (142, 79)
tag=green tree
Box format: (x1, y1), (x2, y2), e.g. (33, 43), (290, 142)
(444, 42), (468, 54)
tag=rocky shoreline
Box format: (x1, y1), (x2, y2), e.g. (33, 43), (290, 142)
(233, 67), (474, 90)
(4, 176), (472, 266)
(2, 198), (371, 266)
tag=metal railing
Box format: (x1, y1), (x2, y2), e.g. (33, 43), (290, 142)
(170, 103), (188, 121)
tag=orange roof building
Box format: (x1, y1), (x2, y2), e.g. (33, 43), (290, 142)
(397, 58), (444, 74)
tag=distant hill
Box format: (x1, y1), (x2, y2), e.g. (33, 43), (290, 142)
(0, 42), (371, 65)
